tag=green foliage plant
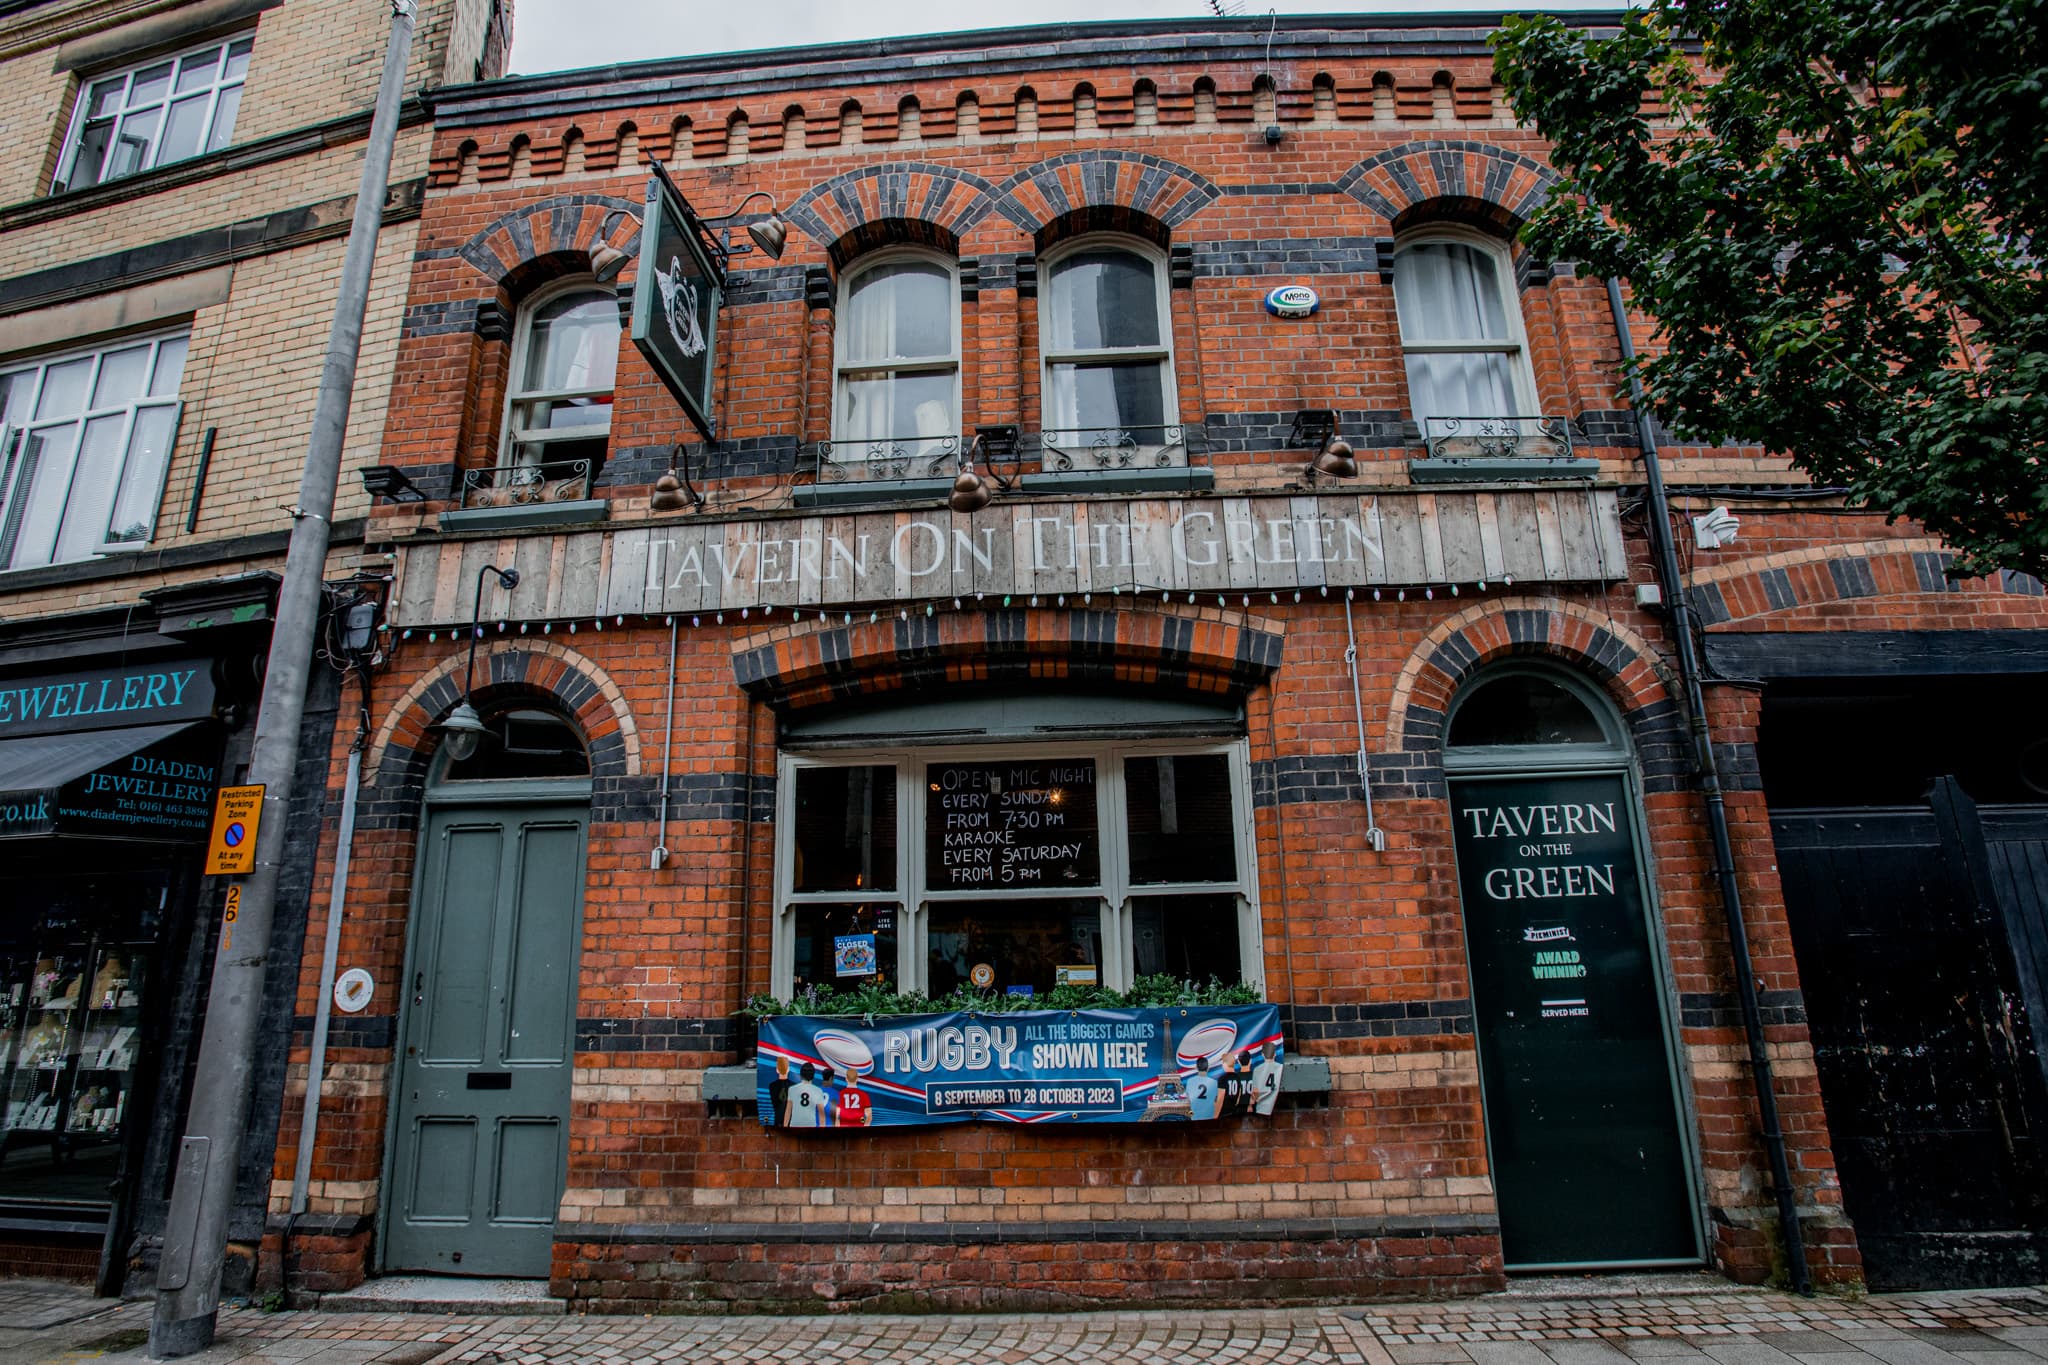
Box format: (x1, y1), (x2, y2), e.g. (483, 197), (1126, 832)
(741, 974), (1260, 1020)
(1494, 0), (2048, 579)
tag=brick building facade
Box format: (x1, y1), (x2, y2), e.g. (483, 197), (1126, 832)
(0, 0), (505, 1294)
(269, 14), (2048, 1309)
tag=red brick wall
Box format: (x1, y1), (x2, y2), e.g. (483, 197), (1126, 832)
(273, 28), (2048, 1307)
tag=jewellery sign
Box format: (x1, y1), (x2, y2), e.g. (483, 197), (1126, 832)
(758, 1004), (1284, 1127)
(629, 163), (722, 440)
(0, 661), (213, 739)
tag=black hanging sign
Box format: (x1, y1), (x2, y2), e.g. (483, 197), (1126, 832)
(925, 760), (1100, 890)
(628, 163), (722, 440)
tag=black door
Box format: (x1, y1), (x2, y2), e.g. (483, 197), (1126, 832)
(1451, 772), (1700, 1268)
(1771, 790), (2048, 1289)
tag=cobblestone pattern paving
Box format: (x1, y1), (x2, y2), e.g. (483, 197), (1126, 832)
(1, 1280), (2046, 1365)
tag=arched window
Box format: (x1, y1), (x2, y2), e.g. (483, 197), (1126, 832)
(436, 705), (590, 783)
(1392, 230), (1533, 428)
(833, 250), (959, 454)
(501, 280), (618, 487)
(1040, 236), (1176, 449)
(1445, 665), (1624, 767)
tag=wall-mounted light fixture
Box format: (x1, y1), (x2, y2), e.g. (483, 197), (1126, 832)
(650, 440), (706, 513)
(1289, 408), (1357, 484)
(358, 464), (425, 502)
(948, 425), (1024, 514)
(704, 190), (789, 263)
(435, 563), (520, 763)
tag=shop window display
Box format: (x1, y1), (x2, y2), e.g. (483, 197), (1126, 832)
(0, 868), (163, 1203)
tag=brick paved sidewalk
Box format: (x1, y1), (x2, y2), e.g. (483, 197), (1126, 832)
(0, 1277), (2045, 1365)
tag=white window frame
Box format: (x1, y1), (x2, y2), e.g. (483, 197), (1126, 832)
(1037, 233), (1180, 452)
(0, 329), (187, 572)
(498, 277), (619, 472)
(1392, 227), (1539, 425)
(54, 33), (254, 193)
(772, 738), (1264, 1000)
(830, 248), (962, 455)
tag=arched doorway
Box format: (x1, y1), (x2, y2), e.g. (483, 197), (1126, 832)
(1444, 666), (1702, 1269)
(382, 706), (591, 1277)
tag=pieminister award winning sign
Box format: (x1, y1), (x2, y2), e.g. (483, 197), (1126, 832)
(629, 163), (722, 440)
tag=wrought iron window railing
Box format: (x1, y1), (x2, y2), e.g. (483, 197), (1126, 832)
(803, 426), (1195, 485)
(460, 458), (595, 508)
(806, 435), (966, 485)
(1030, 424), (1187, 472)
(1420, 415), (1574, 461)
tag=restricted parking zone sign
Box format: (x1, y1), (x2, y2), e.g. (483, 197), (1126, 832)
(204, 784), (265, 875)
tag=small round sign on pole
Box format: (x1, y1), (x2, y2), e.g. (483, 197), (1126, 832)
(333, 968), (375, 1014)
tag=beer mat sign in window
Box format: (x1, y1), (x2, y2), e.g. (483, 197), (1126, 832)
(925, 760), (1100, 889)
(757, 1005), (1284, 1127)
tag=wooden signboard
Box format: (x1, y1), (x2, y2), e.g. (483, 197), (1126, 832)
(389, 489), (1626, 627)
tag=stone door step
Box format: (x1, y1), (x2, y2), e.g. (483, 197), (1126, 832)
(316, 1275), (565, 1315)
(1496, 1271), (1737, 1299)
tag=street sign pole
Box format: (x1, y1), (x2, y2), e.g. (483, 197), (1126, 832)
(150, 2), (418, 1354)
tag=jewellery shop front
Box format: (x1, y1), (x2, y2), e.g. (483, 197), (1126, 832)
(0, 647), (232, 1288)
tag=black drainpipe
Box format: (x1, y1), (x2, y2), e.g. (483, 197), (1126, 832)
(1605, 277), (1812, 1295)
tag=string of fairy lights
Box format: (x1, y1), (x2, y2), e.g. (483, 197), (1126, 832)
(388, 575), (1520, 643)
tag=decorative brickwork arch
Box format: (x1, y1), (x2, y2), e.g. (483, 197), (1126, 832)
(1337, 140), (1560, 230)
(1683, 537), (2048, 627)
(784, 161), (1014, 254)
(731, 606), (1284, 712)
(367, 642), (642, 790)
(449, 193), (643, 283)
(1382, 598), (1689, 793)
(995, 150), (1220, 234)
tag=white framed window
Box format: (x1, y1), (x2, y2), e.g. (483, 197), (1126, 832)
(1392, 231), (1536, 426)
(832, 251), (960, 456)
(1039, 236), (1178, 453)
(0, 331), (187, 571)
(499, 280), (618, 485)
(773, 740), (1263, 1000)
(55, 35), (253, 193)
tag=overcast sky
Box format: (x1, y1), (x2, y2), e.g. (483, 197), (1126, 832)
(507, 0), (1623, 76)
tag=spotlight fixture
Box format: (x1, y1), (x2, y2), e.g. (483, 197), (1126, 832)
(358, 464), (425, 503)
(1287, 408), (1357, 483)
(650, 471), (688, 512)
(706, 190), (790, 262)
(949, 466), (991, 514)
(589, 242), (630, 282)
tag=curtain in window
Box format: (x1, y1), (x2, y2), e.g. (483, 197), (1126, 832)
(1394, 241), (1518, 423)
(1044, 249), (1169, 439)
(838, 260), (954, 447)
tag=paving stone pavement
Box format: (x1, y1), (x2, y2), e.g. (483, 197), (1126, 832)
(0, 1278), (2045, 1365)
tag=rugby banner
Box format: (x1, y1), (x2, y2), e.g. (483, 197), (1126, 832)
(756, 1005), (1284, 1128)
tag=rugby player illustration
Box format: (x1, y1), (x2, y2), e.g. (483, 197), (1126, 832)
(783, 1063), (829, 1128)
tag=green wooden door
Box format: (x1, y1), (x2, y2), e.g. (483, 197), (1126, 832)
(1450, 772), (1700, 1268)
(386, 802), (586, 1276)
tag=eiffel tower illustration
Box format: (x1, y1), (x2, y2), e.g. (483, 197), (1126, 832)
(1141, 1016), (1192, 1121)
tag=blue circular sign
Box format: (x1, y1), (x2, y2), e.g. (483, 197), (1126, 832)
(224, 822), (245, 847)
(1264, 284), (1320, 318)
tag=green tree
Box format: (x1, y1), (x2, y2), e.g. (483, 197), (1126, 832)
(1493, 0), (2048, 580)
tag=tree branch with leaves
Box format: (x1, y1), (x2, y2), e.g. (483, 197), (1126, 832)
(1494, 0), (2048, 580)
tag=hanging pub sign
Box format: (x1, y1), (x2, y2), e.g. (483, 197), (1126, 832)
(757, 1004), (1283, 1127)
(629, 162), (722, 440)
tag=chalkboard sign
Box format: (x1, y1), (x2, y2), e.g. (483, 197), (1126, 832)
(926, 761), (1099, 890)
(1450, 772), (1697, 1266)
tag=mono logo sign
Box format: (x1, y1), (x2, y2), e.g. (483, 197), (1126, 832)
(1264, 284), (1320, 318)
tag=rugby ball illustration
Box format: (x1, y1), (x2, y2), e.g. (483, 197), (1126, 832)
(1176, 1019), (1239, 1068)
(812, 1028), (875, 1076)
